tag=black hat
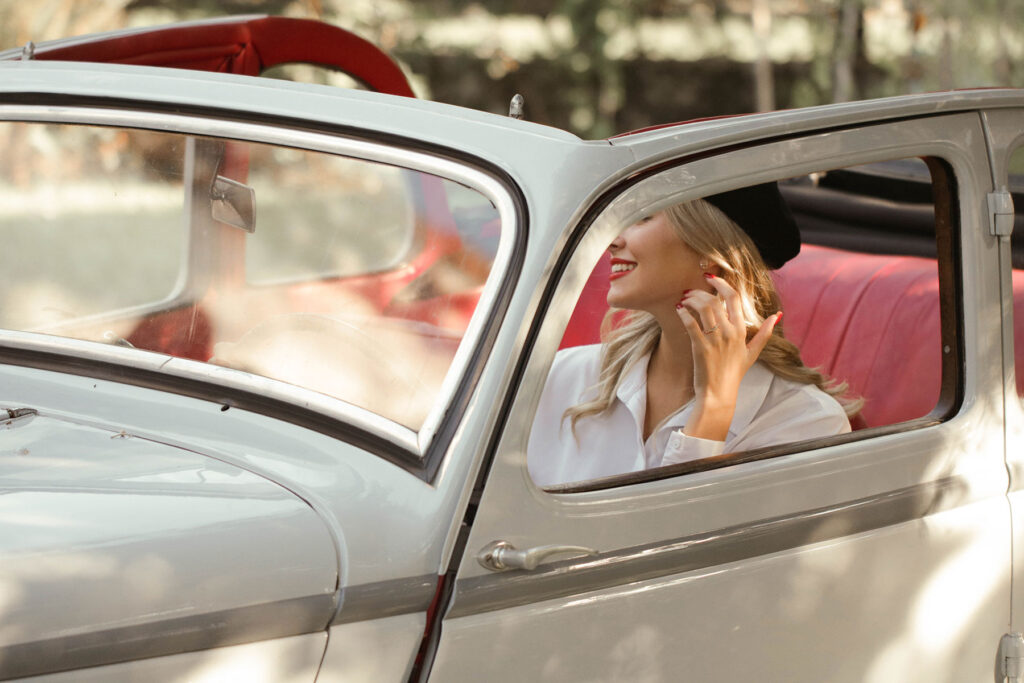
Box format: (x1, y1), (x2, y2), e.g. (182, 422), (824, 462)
(704, 182), (800, 269)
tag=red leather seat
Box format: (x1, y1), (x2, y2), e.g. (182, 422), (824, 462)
(772, 245), (941, 427)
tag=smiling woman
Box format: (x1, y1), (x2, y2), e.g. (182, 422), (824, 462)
(528, 184), (854, 487)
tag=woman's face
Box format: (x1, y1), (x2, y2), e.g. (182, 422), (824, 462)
(606, 211), (710, 313)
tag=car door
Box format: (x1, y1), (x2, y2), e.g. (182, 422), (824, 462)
(428, 107), (1012, 682)
(977, 102), (1024, 670)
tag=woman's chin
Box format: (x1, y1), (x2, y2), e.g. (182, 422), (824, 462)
(606, 292), (629, 309)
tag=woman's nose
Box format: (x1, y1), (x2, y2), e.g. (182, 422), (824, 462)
(609, 233), (625, 250)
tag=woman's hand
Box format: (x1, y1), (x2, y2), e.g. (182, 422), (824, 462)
(676, 274), (781, 442)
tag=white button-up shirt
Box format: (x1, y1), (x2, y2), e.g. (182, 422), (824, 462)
(528, 344), (851, 487)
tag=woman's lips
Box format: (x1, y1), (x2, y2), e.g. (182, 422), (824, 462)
(609, 258), (636, 281)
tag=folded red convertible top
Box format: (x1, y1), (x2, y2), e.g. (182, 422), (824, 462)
(1, 15), (415, 97)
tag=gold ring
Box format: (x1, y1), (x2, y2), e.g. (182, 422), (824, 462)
(704, 325), (719, 335)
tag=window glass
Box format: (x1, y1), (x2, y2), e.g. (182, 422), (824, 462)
(0, 124), (186, 328)
(533, 156), (950, 490)
(244, 150), (415, 284)
(0, 121), (502, 433)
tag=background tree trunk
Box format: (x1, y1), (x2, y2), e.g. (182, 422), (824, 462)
(752, 0), (774, 112)
(832, 0), (862, 102)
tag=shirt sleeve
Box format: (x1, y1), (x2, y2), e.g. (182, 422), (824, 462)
(661, 430), (725, 465)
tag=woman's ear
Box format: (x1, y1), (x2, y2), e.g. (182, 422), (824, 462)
(699, 257), (724, 278)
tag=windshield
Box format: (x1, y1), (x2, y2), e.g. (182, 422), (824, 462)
(0, 119), (506, 437)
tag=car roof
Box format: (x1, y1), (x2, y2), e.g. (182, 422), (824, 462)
(0, 59), (586, 154)
(607, 87), (1024, 158)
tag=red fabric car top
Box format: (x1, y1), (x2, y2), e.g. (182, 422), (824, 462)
(559, 244), (1024, 429)
(27, 16), (415, 97)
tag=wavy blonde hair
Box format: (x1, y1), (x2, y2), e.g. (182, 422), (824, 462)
(565, 198), (862, 432)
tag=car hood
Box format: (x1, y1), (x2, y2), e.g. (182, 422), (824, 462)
(0, 408), (337, 676)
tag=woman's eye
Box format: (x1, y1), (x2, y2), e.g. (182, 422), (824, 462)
(639, 215), (652, 223)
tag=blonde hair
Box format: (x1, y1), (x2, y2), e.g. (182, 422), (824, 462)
(565, 198), (862, 432)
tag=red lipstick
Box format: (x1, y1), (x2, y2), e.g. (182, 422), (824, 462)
(609, 258), (636, 281)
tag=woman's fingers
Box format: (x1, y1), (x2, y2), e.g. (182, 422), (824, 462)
(677, 305), (704, 340)
(677, 290), (727, 335)
(746, 311), (782, 359)
(704, 274), (744, 331)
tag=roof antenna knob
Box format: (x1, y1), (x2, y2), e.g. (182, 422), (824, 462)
(509, 94), (524, 120)
(21, 41), (35, 61)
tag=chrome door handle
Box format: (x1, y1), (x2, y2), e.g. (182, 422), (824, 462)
(477, 540), (597, 572)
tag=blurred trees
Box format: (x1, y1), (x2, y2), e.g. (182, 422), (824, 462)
(4, 1), (1024, 138)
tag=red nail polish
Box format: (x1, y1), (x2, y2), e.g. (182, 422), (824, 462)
(675, 302), (683, 309)
(682, 289), (693, 295)
(776, 311), (784, 321)
(703, 273), (715, 279)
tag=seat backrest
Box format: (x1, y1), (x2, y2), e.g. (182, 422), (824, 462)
(772, 245), (941, 427)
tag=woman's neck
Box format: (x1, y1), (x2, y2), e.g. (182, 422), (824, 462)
(642, 311), (695, 439)
(650, 312), (693, 378)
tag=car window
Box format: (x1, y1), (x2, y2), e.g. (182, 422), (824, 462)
(532, 155), (958, 491)
(0, 119), (505, 437)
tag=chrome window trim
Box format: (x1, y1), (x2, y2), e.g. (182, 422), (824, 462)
(0, 105), (519, 459)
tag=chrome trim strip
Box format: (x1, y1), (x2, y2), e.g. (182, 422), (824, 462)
(0, 106), (519, 460)
(334, 574), (438, 624)
(447, 476), (966, 619)
(0, 593), (333, 680)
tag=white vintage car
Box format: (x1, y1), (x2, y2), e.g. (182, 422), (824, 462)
(2, 15), (1024, 683)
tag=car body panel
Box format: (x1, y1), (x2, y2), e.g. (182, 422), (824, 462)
(0, 406), (337, 678)
(14, 632), (328, 682)
(977, 107), (1024, 639)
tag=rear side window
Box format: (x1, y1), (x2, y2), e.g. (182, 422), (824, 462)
(0, 119), (508, 439)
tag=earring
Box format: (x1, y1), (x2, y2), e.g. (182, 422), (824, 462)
(699, 258), (709, 272)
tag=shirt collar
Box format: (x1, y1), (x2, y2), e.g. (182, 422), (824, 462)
(615, 352), (649, 425)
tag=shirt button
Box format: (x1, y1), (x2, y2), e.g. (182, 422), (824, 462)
(670, 433), (683, 449)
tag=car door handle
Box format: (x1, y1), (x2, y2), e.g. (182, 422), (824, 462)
(476, 540), (598, 572)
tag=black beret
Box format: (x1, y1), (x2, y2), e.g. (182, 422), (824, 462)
(704, 182), (800, 269)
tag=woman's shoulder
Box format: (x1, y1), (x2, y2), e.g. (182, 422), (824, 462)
(551, 343), (603, 374)
(729, 365), (850, 448)
(539, 344), (605, 403)
(758, 364), (851, 428)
